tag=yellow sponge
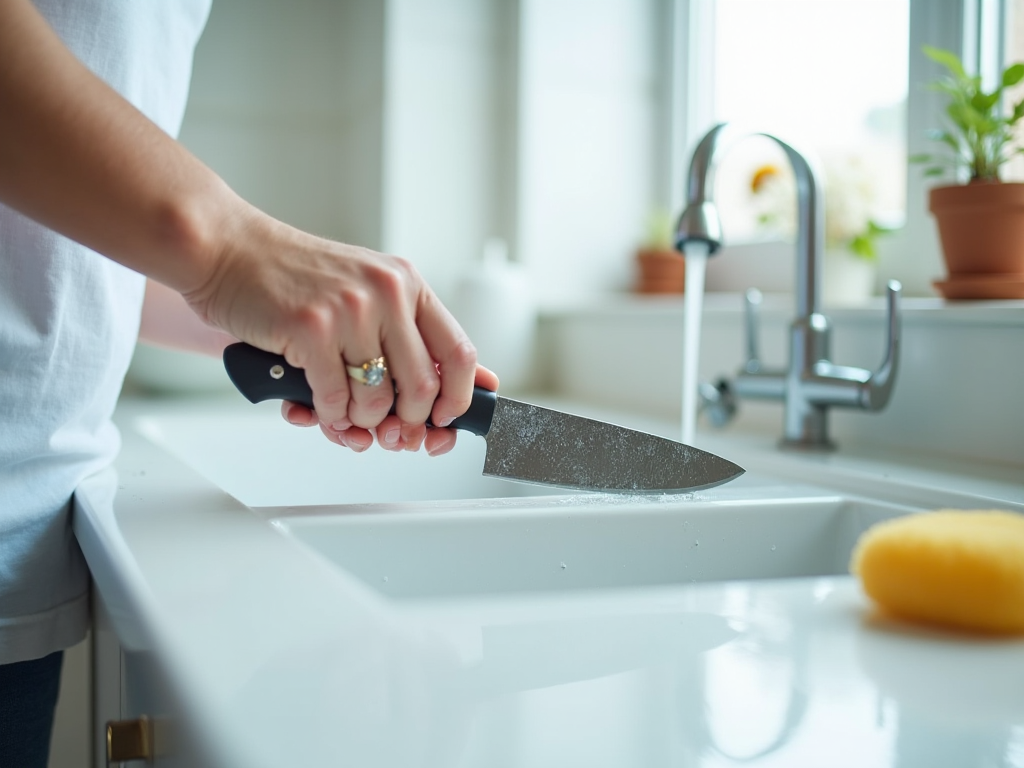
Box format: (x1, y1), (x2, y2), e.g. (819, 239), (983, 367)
(850, 510), (1024, 634)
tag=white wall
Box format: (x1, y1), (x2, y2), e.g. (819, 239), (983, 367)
(517, 0), (663, 303)
(382, 0), (665, 305)
(179, 0), (386, 249)
(176, 0), (666, 307)
(381, 0), (514, 302)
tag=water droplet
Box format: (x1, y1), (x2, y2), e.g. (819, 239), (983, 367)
(694, 539), (699, 547)
(382, 576), (389, 583)
(560, 561), (567, 570)
(771, 544), (777, 552)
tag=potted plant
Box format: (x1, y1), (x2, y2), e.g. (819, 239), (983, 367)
(913, 45), (1024, 298)
(635, 209), (685, 294)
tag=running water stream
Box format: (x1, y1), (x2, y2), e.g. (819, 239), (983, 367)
(680, 242), (709, 445)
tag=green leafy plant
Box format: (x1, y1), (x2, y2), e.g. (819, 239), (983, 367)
(847, 220), (893, 260)
(641, 208), (676, 250)
(911, 45), (1024, 182)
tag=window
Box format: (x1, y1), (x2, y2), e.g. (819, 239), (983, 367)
(1004, 0), (1024, 181)
(709, 0), (909, 244)
(673, 0), (1011, 296)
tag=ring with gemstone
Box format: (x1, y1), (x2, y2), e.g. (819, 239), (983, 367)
(346, 356), (388, 386)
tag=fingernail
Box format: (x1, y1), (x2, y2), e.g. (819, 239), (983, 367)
(330, 419), (352, 432)
(384, 428), (400, 446)
(348, 436), (371, 452)
(438, 417), (455, 428)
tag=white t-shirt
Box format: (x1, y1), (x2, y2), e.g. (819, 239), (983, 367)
(0, 0), (211, 664)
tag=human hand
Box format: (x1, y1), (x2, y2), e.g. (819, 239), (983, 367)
(184, 208), (481, 451)
(0, 0), (479, 446)
(281, 364), (500, 455)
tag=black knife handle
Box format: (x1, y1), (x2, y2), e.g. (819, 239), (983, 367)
(222, 342), (496, 436)
(223, 343), (314, 407)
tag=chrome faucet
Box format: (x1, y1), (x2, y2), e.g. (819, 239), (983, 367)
(676, 123), (901, 450)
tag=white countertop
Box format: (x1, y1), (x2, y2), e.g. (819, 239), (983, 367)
(74, 393), (1024, 768)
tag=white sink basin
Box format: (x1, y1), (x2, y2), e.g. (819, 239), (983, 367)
(133, 399), (919, 603)
(133, 400), (914, 600)
(272, 495), (909, 601)
(135, 400), (920, 601)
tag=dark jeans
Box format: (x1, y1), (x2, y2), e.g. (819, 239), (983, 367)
(0, 651), (64, 768)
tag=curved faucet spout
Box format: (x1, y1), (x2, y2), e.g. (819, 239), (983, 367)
(675, 122), (826, 318)
(679, 123), (903, 450)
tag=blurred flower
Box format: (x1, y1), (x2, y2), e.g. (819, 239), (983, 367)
(749, 156), (894, 260)
(750, 164), (782, 193)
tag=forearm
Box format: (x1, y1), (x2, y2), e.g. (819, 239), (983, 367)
(0, 0), (243, 295)
(139, 279), (236, 357)
(0, 0), (482, 449)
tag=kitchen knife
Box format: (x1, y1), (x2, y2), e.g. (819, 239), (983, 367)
(223, 342), (744, 493)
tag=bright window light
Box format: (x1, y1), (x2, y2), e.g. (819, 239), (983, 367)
(709, 0), (909, 244)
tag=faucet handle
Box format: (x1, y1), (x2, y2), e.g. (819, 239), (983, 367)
(699, 378), (737, 427)
(863, 280), (901, 410)
(743, 288), (763, 373)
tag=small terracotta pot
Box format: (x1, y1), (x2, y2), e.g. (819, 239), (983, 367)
(635, 248), (685, 294)
(929, 182), (1024, 276)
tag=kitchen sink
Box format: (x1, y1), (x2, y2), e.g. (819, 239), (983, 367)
(131, 399), (917, 600)
(270, 495), (912, 601)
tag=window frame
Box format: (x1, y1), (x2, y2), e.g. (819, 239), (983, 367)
(661, 0), (1008, 297)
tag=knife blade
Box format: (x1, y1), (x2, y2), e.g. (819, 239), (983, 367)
(222, 342), (744, 493)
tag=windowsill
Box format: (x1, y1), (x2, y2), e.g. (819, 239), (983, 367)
(540, 292), (1024, 327)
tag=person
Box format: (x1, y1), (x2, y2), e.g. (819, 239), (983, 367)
(0, 1), (498, 764)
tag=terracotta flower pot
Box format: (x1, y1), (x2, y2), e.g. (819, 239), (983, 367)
(929, 182), (1024, 276)
(635, 248), (685, 294)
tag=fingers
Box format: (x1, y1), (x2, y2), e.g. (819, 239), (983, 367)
(374, 414), (428, 452)
(295, 344), (352, 432)
(375, 413), (404, 451)
(318, 421), (373, 452)
(474, 364), (500, 392)
(281, 400), (374, 454)
(423, 427), (457, 456)
(401, 422), (427, 452)
(420, 365), (498, 457)
(281, 401), (318, 427)
(415, 291), (479, 427)
(344, 351), (395, 429)
(382, 317), (439, 427)
(205, 225), (482, 452)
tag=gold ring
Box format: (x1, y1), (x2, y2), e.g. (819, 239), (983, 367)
(346, 356), (387, 386)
